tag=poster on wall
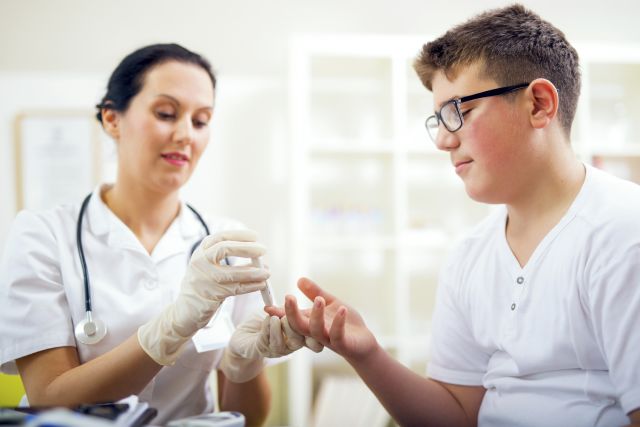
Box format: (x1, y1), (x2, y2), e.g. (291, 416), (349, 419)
(14, 111), (101, 211)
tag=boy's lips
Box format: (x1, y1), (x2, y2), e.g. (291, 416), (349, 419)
(453, 159), (473, 174)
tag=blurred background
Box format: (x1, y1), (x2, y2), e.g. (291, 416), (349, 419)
(1, 1), (640, 425)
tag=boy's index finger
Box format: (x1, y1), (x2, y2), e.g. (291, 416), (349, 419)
(298, 277), (337, 304)
(264, 305), (285, 317)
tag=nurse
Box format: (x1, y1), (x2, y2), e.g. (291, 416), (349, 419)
(0, 43), (301, 425)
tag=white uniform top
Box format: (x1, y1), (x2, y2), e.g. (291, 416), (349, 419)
(0, 184), (263, 424)
(428, 165), (640, 427)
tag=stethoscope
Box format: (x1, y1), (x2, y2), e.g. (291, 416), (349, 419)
(74, 193), (210, 345)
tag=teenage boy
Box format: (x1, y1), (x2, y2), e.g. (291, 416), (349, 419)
(268, 4), (640, 426)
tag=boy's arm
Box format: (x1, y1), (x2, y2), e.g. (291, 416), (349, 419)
(267, 277), (485, 427)
(346, 340), (485, 427)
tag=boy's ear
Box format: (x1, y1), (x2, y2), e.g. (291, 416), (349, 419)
(527, 78), (559, 130)
(101, 108), (120, 140)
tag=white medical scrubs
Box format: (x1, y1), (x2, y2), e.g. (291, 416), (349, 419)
(0, 184), (264, 424)
(428, 165), (640, 426)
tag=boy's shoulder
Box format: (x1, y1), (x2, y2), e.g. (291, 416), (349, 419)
(580, 166), (640, 227)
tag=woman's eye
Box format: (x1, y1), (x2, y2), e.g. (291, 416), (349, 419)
(193, 118), (209, 129)
(461, 109), (472, 117)
(156, 111), (175, 120)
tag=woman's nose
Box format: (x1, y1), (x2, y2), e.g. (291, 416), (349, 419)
(174, 117), (195, 144)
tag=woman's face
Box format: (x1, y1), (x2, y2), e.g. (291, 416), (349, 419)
(111, 60), (214, 194)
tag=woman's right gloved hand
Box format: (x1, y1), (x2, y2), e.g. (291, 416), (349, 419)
(138, 229), (270, 366)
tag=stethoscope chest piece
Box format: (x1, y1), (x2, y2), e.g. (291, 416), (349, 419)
(74, 311), (107, 345)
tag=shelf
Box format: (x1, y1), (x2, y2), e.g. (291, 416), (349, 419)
(590, 146), (640, 157)
(400, 229), (450, 249)
(309, 140), (395, 155)
(309, 235), (396, 250)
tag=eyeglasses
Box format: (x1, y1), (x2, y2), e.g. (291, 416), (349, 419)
(425, 83), (530, 142)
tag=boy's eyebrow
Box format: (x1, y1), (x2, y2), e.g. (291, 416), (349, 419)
(436, 95), (461, 109)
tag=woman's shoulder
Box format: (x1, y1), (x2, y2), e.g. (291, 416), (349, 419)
(11, 202), (79, 235)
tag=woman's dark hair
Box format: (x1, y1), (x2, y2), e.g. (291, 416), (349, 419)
(95, 43), (216, 123)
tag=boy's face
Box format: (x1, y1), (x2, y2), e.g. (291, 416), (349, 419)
(430, 63), (532, 204)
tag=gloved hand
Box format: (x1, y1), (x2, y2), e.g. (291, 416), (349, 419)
(138, 229), (269, 366)
(219, 314), (323, 383)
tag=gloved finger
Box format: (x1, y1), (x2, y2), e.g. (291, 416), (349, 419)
(212, 265), (270, 284)
(245, 315), (270, 359)
(235, 313), (265, 337)
(224, 281), (268, 296)
(206, 241), (267, 263)
(269, 316), (286, 355)
(305, 336), (324, 353)
(201, 229), (259, 249)
(309, 297), (328, 343)
(284, 295), (310, 336)
(229, 314), (265, 360)
(260, 314), (271, 338)
(282, 317), (304, 351)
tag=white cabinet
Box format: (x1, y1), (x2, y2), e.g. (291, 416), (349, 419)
(287, 35), (640, 426)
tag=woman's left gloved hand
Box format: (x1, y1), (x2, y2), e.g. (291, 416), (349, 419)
(219, 314), (308, 383)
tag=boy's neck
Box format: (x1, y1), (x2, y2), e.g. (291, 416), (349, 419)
(504, 141), (585, 267)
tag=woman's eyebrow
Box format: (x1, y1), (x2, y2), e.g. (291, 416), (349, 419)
(154, 94), (213, 111)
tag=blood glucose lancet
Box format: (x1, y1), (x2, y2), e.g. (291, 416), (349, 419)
(252, 258), (274, 306)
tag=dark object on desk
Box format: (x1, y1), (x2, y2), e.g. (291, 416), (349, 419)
(77, 402), (131, 420)
(0, 402), (157, 427)
(0, 408), (28, 425)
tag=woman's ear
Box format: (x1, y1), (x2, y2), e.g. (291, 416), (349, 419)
(101, 108), (120, 140)
(527, 78), (559, 130)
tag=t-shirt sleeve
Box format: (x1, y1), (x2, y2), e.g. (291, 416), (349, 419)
(427, 254), (490, 386)
(0, 210), (76, 374)
(587, 245), (640, 415)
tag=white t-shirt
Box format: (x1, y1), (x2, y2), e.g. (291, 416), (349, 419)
(0, 185), (264, 424)
(428, 165), (640, 427)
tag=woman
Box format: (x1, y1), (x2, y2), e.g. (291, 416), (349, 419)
(0, 43), (301, 426)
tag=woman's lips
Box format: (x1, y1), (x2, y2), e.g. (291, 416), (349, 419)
(161, 152), (189, 167)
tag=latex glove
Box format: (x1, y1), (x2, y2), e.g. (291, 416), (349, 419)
(220, 314), (307, 383)
(138, 229), (269, 366)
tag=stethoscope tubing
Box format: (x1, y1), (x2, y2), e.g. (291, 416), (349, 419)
(75, 193), (209, 345)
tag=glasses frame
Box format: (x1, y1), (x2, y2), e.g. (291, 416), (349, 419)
(425, 82), (530, 142)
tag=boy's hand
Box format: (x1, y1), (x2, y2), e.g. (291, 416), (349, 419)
(265, 277), (378, 363)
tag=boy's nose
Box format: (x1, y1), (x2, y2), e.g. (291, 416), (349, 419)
(434, 126), (461, 151)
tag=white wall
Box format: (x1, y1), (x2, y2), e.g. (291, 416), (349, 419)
(2, 0), (639, 283)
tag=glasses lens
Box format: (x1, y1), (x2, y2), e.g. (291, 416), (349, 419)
(425, 115), (439, 142)
(440, 102), (462, 131)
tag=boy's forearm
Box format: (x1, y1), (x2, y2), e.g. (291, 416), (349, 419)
(346, 344), (476, 427)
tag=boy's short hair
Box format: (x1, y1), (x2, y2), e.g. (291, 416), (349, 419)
(414, 3), (581, 136)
